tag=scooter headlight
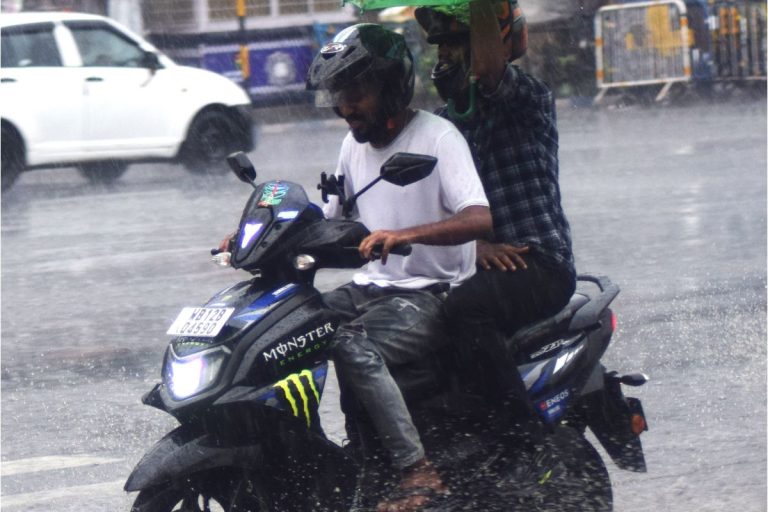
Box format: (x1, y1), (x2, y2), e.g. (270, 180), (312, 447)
(293, 254), (317, 271)
(164, 345), (229, 400)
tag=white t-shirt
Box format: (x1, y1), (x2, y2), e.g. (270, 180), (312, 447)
(323, 110), (489, 289)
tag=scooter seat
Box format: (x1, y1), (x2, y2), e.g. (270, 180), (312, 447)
(507, 293), (590, 356)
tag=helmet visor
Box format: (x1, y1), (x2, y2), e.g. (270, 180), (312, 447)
(312, 79), (383, 109)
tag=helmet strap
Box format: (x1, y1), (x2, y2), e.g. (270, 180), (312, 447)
(448, 75), (477, 121)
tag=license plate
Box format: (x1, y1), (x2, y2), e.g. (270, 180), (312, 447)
(167, 307), (235, 338)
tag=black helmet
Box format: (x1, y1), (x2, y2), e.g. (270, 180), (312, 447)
(306, 23), (414, 116)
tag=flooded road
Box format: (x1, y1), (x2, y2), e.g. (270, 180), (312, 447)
(1, 99), (766, 511)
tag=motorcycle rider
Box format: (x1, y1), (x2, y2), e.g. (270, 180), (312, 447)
(306, 23), (492, 512)
(415, 0), (577, 482)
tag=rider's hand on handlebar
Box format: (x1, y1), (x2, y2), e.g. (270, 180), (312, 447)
(359, 230), (410, 265)
(476, 240), (529, 272)
(217, 232), (236, 254)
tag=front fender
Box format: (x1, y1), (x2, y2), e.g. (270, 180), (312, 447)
(124, 426), (262, 492)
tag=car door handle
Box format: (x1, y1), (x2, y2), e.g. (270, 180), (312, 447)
(1, 78), (16, 83)
(85, 77), (104, 82)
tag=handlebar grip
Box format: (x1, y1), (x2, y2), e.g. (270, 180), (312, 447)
(389, 244), (412, 256)
(370, 243), (412, 259)
(342, 243), (413, 260)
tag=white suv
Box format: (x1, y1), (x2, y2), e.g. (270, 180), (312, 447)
(1, 12), (255, 191)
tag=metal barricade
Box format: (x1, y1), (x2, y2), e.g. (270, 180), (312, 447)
(595, 0), (693, 102)
(709, 0), (766, 79)
(594, 0), (766, 103)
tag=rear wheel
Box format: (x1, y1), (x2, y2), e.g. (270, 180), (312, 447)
(530, 426), (613, 511)
(462, 424), (612, 512)
(1, 125), (25, 192)
(131, 471), (271, 512)
(78, 161), (127, 184)
(181, 111), (243, 175)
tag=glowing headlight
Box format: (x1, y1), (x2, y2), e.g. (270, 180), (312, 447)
(165, 345), (229, 400)
(293, 254), (316, 271)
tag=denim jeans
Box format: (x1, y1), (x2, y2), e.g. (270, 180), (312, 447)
(322, 283), (446, 469)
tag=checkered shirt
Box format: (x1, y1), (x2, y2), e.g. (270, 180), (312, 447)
(437, 64), (575, 275)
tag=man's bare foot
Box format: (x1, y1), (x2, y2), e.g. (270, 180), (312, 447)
(376, 458), (449, 512)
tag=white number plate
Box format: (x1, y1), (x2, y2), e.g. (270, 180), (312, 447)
(167, 307), (235, 338)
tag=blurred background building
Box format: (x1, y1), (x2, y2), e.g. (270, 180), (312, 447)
(3, 0), (765, 106)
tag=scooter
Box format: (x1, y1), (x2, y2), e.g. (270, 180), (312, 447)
(125, 152), (649, 511)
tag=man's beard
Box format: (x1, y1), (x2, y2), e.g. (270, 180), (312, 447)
(346, 108), (390, 144)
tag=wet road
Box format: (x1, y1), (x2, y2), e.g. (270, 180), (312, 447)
(2, 99), (766, 511)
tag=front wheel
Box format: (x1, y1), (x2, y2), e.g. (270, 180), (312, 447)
(180, 111), (244, 175)
(131, 471), (272, 512)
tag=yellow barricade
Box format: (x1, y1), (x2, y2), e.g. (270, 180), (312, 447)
(595, 0), (692, 101)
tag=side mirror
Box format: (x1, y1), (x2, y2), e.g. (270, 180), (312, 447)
(380, 152), (437, 186)
(142, 52), (162, 73)
(341, 152), (437, 218)
(227, 151), (258, 189)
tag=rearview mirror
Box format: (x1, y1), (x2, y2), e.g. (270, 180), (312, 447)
(142, 52), (162, 73)
(227, 152), (258, 189)
(380, 152), (437, 186)
(341, 152), (437, 218)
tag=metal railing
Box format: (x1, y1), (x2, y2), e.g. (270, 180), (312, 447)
(594, 0), (766, 103)
(709, 0), (766, 79)
(595, 0), (692, 101)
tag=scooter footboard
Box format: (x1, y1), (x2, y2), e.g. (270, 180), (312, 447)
(124, 426), (263, 492)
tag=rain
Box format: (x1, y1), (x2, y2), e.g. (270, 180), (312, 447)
(1, 1), (766, 511)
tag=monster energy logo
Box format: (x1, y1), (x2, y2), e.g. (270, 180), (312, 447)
(273, 369), (320, 427)
(262, 322), (335, 364)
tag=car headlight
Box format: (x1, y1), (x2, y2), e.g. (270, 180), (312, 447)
(164, 345), (229, 400)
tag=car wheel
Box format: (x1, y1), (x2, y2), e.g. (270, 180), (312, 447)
(1, 126), (25, 192)
(78, 161), (128, 184)
(181, 111), (242, 175)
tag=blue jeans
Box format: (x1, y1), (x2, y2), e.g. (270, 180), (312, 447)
(322, 283), (446, 469)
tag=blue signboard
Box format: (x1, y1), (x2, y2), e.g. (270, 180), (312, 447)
(151, 23), (353, 107)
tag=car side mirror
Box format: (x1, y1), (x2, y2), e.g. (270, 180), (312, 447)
(227, 151), (258, 189)
(142, 52), (162, 73)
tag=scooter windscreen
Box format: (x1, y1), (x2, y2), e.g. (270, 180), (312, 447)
(231, 180), (322, 270)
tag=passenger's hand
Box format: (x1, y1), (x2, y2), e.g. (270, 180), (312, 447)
(476, 240), (529, 271)
(359, 230), (410, 265)
(218, 232), (236, 253)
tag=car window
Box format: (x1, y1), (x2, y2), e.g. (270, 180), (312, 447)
(1, 23), (62, 68)
(65, 21), (146, 67)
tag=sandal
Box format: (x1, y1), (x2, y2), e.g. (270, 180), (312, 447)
(376, 486), (448, 512)
(376, 459), (450, 512)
